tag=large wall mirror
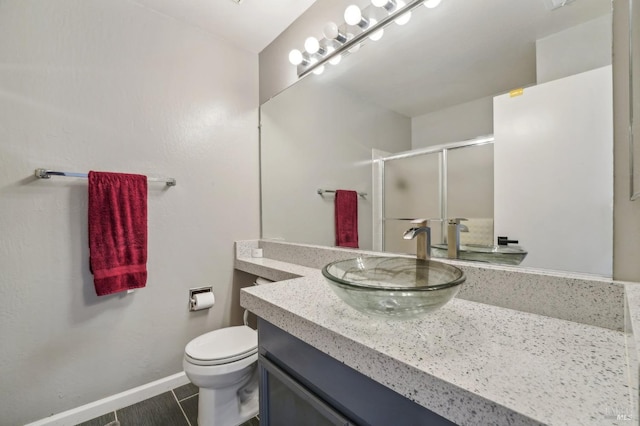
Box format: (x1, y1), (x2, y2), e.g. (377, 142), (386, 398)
(261, 0), (614, 277)
(632, 0), (640, 200)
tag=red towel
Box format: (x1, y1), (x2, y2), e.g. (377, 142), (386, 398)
(335, 190), (359, 248)
(88, 171), (148, 296)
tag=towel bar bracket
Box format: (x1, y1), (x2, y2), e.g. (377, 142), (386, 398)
(34, 168), (51, 179)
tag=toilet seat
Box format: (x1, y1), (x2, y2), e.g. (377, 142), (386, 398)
(185, 325), (257, 366)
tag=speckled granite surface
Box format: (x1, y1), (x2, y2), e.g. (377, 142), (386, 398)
(235, 240), (637, 425)
(234, 241), (316, 282)
(255, 240), (624, 331)
(241, 275), (632, 426)
(625, 282), (640, 422)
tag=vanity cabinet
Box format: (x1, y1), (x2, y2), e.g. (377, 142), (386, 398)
(258, 319), (455, 426)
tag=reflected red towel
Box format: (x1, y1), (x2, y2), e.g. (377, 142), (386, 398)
(335, 190), (359, 248)
(88, 171), (148, 296)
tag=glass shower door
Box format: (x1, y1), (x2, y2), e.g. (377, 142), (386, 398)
(383, 152), (442, 254)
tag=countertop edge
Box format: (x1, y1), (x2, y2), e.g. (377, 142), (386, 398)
(240, 286), (542, 426)
(236, 241), (637, 426)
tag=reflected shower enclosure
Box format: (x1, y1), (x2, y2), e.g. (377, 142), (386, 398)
(373, 138), (494, 255)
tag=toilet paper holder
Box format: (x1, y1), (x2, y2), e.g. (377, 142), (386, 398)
(189, 286), (213, 311)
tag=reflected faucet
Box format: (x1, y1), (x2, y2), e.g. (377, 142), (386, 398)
(403, 219), (439, 261)
(447, 218), (468, 259)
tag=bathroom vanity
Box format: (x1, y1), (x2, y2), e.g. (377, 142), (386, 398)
(236, 240), (638, 425)
(258, 319), (453, 425)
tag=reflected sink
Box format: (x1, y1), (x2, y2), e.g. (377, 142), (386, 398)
(431, 244), (528, 265)
(322, 257), (465, 320)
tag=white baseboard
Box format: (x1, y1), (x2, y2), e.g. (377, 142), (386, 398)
(25, 372), (191, 426)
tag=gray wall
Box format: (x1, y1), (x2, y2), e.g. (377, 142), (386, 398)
(0, 1), (260, 424)
(536, 14), (613, 84)
(613, 0), (640, 282)
(411, 97), (494, 148)
(261, 77), (411, 250)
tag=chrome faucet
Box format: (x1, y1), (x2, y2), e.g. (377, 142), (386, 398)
(403, 219), (438, 261)
(446, 218), (468, 259)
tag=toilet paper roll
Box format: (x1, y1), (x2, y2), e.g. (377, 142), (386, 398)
(191, 292), (215, 311)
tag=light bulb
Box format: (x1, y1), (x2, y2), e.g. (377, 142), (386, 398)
(323, 22), (339, 39)
(304, 36), (320, 54)
(344, 5), (362, 26)
(394, 0), (411, 25)
(424, 0), (441, 8)
(323, 21), (347, 44)
(288, 49), (303, 65)
(326, 46), (342, 65)
(368, 18), (384, 41)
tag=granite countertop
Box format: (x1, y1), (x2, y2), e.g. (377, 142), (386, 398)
(237, 244), (635, 426)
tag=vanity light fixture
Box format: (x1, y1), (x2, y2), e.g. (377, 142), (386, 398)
(394, 0), (412, 25)
(326, 46), (342, 65)
(372, 0), (397, 11)
(308, 58), (325, 75)
(367, 18), (385, 41)
(344, 5), (369, 28)
(543, 0), (577, 10)
(372, 0), (412, 25)
(288, 49), (308, 66)
(304, 36), (325, 55)
(323, 22), (348, 44)
(288, 0), (439, 78)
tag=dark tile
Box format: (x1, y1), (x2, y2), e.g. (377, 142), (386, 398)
(173, 382), (199, 401)
(117, 392), (188, 426)
(240, 417), (260, 426)
(179, 394), (198, 426)
(75, 412), (116, 426)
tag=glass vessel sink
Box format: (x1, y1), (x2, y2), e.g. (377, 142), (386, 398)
(431, 244), (527, 265)
(322, 257), (465, 320)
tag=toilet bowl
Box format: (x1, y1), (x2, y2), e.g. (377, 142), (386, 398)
(183, 325), (259, 426)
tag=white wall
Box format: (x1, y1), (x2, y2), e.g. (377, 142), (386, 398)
(494, 66), (613, 276)
(261, 77), (411, 250)
(0, 1), (260, 424)
(536, 14), (612, 84)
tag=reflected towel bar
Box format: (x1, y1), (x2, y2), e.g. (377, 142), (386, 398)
(317, 188), (367, 198)
(34, 168), (177, 187)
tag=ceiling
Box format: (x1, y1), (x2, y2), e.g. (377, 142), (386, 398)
(130, 0), (611, 117)
(132, 0), (317, 53)
(317, 0), (611, 117)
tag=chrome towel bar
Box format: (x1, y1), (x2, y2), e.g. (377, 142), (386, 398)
(317, 188), (367, 198)
(34, 168), (176, 187)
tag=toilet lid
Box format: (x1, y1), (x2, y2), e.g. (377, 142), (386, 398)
(185, 326), (257, 365)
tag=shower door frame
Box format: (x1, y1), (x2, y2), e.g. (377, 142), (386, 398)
(372, 135), (494, 252)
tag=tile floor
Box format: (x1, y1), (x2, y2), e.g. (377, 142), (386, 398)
(76, 382), (259, 426)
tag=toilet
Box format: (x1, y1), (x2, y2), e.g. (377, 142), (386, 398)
(183, 325), (259, 426)
(183, 276), (271, 426)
